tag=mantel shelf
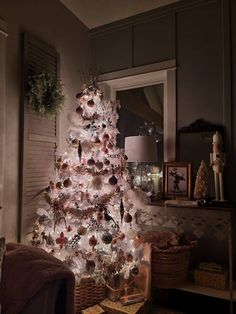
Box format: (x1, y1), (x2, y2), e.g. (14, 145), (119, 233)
(176, 281), (236, 301)
(148, 200), (235, 212)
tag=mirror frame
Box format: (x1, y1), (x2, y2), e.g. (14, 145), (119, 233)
(98, 61), (176, 162)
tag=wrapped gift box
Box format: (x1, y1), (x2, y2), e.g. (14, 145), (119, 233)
(100, 298), (146, 314)
(194, 262), (228, 290)
(81, 304), (105, 314)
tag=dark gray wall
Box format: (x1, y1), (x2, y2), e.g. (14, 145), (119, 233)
(91, 0), (235, 202)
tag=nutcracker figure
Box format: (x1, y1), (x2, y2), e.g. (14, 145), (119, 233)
(210, 132), (225, 201)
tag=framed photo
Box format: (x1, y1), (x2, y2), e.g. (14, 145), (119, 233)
(163, 162), (192, 199)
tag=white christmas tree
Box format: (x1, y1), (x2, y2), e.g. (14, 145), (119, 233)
(31, 84), (145, 286)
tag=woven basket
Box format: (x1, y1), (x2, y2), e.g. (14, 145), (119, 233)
(152, 246), (191, 289)
(75, 279), (106, 313)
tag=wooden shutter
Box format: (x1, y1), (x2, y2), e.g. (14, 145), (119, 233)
(19, 33), (59, 242)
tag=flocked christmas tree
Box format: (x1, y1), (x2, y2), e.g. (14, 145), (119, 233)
(31, 84), (146, 286)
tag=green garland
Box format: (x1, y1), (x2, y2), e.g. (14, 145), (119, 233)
(26, 72), (65, 118)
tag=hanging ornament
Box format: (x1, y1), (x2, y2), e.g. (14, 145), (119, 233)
(71, 138), (79, 148)
(126, 254), (133, 262)
(76, 105), (83, 114)
(87, 99), (95, 107)
(111, 238), (117, 245)
(89, 235), (98, 247)
(76, 92), (83, 101)
(61, 163), (69, 171)
(95, 161), (103, 170)
(46, 234), (54, 246)
(118, 233), (125, 241)
(78, 140), (82, 162)
(84, 191), (90, 200)
(56, 181), (63, 189)
(56, 232), (68, 247)
(103, 133), (109, 141)
(101, 232), (113, 244)
(97, 212), (103, 221)
(53, 210), (67, 230)
(67, 225), (72, 232)
(87, 158), (95, 166)
(38, 214), (50, 226)
(104, 159), (110, 166)
(109, 175), (118, 185)
(49, 180), (56, 190)
(63, 178), (72, 188)
(107, 143), (113, 150)
(77, 225), (87, 235)
(102, 147), (109, 154)
(86, 259), (96, 273)
(124, 155), (128, 161)
(104, 210), (113, 222)
(131, 265), (139, 276)
(102, 123), (106, 128)
(67, 233), (81, 249)
(104, 209), (118, 228)
(120, 198), (124, 223)
(55, 157), (63, 170)
(124, 212), (132, 223)
(94, 137), (101, 144)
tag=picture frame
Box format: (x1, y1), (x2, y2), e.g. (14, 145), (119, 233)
(163, 162), (192, 199)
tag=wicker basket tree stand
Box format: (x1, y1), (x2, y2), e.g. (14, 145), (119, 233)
(74, 277), (106, 313)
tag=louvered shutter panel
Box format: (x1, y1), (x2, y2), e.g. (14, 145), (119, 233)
(19, 33), (59, 242)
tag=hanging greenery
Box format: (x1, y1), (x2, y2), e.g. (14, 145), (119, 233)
(26, 71), (65, 118)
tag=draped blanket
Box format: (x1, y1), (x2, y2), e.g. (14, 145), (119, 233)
(0, 243), (75, 314)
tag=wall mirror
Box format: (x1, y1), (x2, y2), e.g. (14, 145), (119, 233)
(98, 62), (176, 163)
(177, 119), (225, 198)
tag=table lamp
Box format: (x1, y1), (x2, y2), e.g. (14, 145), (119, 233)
(124, 136), (158, 192)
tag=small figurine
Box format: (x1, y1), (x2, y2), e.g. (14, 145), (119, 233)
(210, 132), (225, 201)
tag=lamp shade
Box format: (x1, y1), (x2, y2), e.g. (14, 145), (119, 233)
(124, 136), (157, 162)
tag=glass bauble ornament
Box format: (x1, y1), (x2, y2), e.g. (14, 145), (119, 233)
(87, 158), (95, 166)
(109, 175), (118, 185)
(101, 232), (113, 244)
(89, 235), (97, 247)
(63, 178), (72, 188)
